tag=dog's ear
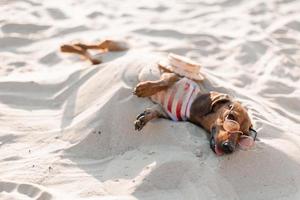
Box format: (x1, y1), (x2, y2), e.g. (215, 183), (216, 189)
(210, 92), (231, 112)
(190, 92), (231, 117)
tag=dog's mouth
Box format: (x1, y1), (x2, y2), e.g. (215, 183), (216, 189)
(210, 126), (257, 156)
(210, 137), (224, 156)
(210, 127), (224, 156)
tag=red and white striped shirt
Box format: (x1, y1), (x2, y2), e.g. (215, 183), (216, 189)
(151, 78), (201, 121)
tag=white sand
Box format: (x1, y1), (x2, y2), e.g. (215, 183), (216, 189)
(1, 0), (300, 199)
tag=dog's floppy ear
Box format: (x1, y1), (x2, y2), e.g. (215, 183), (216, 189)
(190, 91), (231, 117)
(210, 91), (231, 112)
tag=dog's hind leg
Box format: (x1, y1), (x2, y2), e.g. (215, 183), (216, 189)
(133, 72), (180, 97)
(134, 105), (167, 131)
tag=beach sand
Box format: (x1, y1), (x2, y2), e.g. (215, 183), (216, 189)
(0, 0), (300, 199)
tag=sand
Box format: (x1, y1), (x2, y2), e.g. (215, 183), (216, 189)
(1, 0), (300, 199)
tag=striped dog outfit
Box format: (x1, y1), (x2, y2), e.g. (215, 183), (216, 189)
(151, 77), (201, 121)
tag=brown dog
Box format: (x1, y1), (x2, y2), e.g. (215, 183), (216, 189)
(60, 40), (257, 155)
(133, 63), (257, 155)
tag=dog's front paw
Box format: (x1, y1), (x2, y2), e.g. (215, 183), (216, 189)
(133, 82), (156, 97)
(134, 111), (150, 131)
(134, 119), (145, 131)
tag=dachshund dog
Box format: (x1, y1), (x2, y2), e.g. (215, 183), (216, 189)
(133, 64), (257, 156)
(60, 40), (257, 155)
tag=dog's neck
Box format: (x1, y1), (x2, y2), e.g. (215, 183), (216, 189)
(188, 98), (231, 133)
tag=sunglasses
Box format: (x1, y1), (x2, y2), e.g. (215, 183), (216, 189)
(223, 105), (257, 141)
(223, 117), (242, 133)
(223, 115), (258, 141)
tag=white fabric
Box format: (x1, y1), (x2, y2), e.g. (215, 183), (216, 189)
(151, 78), (201, 121)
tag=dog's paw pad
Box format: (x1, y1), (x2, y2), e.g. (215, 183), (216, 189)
(134, 118), (145, 131)
(133, 82), (154, 97)
(134, 113), (148, 131)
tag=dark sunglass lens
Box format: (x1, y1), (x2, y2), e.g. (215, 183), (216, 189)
(227, 113), (235, 120)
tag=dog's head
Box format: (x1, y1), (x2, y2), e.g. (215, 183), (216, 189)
(190, 92), (256, 155)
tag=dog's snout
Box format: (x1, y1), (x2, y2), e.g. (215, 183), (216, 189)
(221, 142), (234, 154)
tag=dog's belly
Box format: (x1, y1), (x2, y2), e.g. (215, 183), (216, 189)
(151, 78), (201, 121)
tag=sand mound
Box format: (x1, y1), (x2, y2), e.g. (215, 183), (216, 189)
(1, 0), (300, 199)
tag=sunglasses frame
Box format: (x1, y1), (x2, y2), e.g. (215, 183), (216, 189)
(249, 128), (258, 141)
(223, 118), (241, 132)
(226, 105), (258, 141)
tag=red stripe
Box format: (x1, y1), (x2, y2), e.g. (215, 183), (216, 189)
(176, 100), (183, 121)
(185, 87), (195, 117)
(167, 87), (177, 115)
(176, 83), (190, 120)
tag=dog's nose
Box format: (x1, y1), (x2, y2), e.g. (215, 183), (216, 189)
(222, 142), (234, 154)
